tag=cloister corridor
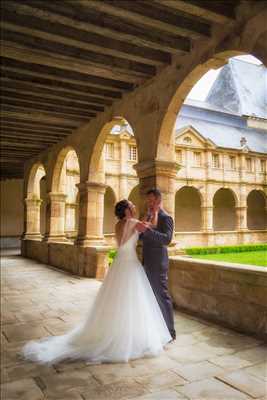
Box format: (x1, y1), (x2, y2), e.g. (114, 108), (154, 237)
(1, 251), (267, 400)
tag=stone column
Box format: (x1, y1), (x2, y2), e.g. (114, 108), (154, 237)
(236, 206), (247, 231)
(201, 206), (213, 232)
(75, 181), (107, 246)
(23, 197), (42, 240)
(134, 160), (180, 219)
(44, 192), (67, 242)
(65, 202), (78, 239)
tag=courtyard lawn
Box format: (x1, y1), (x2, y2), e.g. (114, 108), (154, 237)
(191, 250), (267, 267)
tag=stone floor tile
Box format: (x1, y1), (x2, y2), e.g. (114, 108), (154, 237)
(4, 361), (56, 382)
(177, 377), (250, 399)
(167, 344), (210, 364)
(39, 369), (99, 396)
(86, 361), (152, 385)
(135, 370), (186, 391)
(244, 362), (267, 381)
(210, 354), (254, 370)
(0, 378), (44, 400)
(131, 388), (187, 399)
(172, 360), (225, 382)
(3, 323), (51, 342)
(216, 369), (267, 398)
(80, 379), (147, 400)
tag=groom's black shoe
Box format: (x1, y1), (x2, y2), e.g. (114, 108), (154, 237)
(168, 330), (176, 343)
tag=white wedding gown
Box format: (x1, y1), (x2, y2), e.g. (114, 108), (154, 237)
(22, 220), (171, 365)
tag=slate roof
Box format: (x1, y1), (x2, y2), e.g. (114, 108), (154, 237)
(206, 58), (267, 119)
(175, 59), (267, 154)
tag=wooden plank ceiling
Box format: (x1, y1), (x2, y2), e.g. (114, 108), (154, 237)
(0, 0), (237, 179)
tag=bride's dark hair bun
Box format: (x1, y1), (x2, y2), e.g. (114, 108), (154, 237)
(115, 199), (129, 220)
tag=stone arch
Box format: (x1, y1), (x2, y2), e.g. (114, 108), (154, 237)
(128, 184), (141, 219)
(88, 117), (137, 183)
(25, 162), (46, 238)
(27, 162), (46, 198)
(51, 147), (80, 239)
(247, 190), (267, 230)
(213, 188), (237, 231)
(104, 186), (117, 234)
(51, 146), (80, 193)
(156, 50), (264, 162)
(175, 186), (202, 232)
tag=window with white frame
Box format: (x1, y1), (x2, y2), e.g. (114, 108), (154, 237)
(260, 159), (266, 173)
(229, 155), (236, 170)
(105, 142), (114, 159)
(212, 153), (220, 168)
(193, 151), (201, 166)
(128, 145), (137, 161)
(246, 157), (253, 172)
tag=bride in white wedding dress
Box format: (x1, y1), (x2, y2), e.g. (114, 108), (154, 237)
(22, 200), (172, 365)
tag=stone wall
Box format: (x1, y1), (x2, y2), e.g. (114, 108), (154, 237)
(174, 230), (267, 248)
(0, 179), (24, 248)
(22, 239), (112, 280)
(169, 256), (267, 339)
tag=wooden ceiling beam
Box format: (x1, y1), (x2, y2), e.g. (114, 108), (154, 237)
(152, 0), (236, 24)
(77, 0), (210, 39)
(0, 79), (113, 106)
(1, 11), (171, 66)
(1, 90), (105, 113)
(1, 104), (92, 122)
(1, 133), (59, 144)
(1, 126), (68, 139)
(0, 110), (82, 127)
(3, 0), (190, 54)
(1, 121), (72, 135)
(2, 28), (156, 79)
(1, 64), (124, 99)
(0, 117), (76, 131)
(1, 41), (150, 86)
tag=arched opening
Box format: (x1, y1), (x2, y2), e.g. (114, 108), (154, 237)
(247, 190), (266, 230)
(128, 184), (141, 219)
(52, 147), (80, 240)
(175, 186), (201, 232)
(213, 188), (236, 231)
(157, 52), (264, 162)
(26, 163), (46, 237)
(104, 187), (117, 234)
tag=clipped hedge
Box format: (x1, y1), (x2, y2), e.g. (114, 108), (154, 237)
(185, 243), (267, 255)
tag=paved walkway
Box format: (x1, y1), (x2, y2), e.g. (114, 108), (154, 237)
(1, 252), (266, 400)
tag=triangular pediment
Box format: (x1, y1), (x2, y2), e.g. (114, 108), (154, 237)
(175, 126), (216, 148)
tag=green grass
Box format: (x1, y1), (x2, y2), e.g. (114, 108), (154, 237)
(191, 250), (267, 267)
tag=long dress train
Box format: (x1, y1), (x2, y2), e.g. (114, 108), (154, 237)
(21, 219), (171, 365)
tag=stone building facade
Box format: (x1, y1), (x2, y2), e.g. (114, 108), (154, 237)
(99, 59), (267, 248)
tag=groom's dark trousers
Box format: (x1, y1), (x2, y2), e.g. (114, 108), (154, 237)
(140, 209), (176, 339)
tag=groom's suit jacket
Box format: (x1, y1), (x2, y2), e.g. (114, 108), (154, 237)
(140, 208), (173, 275)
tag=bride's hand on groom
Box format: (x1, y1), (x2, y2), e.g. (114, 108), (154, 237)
(135, 221), (152, 233)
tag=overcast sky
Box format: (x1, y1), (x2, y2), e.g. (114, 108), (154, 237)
(187, 55), (262, 101)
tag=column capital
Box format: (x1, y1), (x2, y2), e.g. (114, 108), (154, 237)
(25, 197), (42, 206)
(133, 160), (180, 179)
(76, 181), (107, 194)
(48, 192), (67, 202)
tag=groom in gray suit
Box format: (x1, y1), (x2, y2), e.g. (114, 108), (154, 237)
(136, 189), (176, 341)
